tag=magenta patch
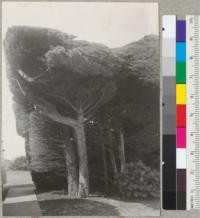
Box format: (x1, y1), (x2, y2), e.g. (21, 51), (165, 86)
(176, 128), (186, 148)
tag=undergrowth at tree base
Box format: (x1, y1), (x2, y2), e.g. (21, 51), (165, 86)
(114, 160), (159, 200)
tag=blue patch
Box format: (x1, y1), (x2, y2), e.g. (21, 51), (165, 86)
(176, 42), (186, 62)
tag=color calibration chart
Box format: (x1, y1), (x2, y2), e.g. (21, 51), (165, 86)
(162, 15), (200, 210)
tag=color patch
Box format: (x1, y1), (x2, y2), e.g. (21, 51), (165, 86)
(163, 77), (176, 95)
(176, 20), (186, 42)
(176, 105), (186, 127)
(177, 169), (186, 210)
(176, 43), (186, 62)
(176, 84), (186, 104)
(163, 15), (176, 38)
(163, 114), (176, 134)
(177, 169), (186, 191)
(176, 148), (186, 169)
(176, 62), (186, 83)
(163, 39), (176, 57)
(162, 58), (176, 76)
(176, 128), (186, 148)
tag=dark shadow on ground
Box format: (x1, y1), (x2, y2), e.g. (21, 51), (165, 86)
(3, 201), (41, 216)
(38, 198), (119, 216)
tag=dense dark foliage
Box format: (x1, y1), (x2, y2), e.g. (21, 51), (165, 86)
(115, 161), (159, 199)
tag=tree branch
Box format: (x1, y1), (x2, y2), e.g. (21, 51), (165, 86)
(84, 84), (116, 117)
(18, 69), (79, 113)
(45, 93), (79, 113)
(81, 96), (95, 111)
(84, 86), (109, 116)
(84, 98), (103, 117)
(12, 76), (80, 129)
(82, 86), (107, 113)
(13, 72), (81, 129)
(82, 95), (99, 112)
(18, 69), (49, 83)
(10, 78), (27, 96)
(81, 78), (98, 108)
(37, 100), (81, 129)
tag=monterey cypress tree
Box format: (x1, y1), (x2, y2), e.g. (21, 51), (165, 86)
(4, 26), (120, 197)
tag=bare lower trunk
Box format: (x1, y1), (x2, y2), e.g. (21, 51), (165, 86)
(107, 125), (118, 176)
(119, 129), (126, 172)
(35, 106), (89, 196)
(75, 114), (89, 197)
(63, 127), (79, 197)
(99, 125), (108, 191)
(24, 133), (31, 164)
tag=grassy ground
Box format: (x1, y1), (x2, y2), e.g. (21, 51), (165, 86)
(4, 171), (160, 216)
(5, 170), (32, 186)
(38, 198), (119, 216)
(37, 191), (160, 216)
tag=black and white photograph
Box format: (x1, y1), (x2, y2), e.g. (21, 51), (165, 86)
(2, 2), (159, 216)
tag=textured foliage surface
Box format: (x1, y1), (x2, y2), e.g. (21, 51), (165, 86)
(115, 161), (159, 199)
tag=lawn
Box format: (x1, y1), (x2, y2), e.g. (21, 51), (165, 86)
(5, 170), (32, 186)
(4, 171), (160, 216)
(36, 191), (160, 216)
(38, 198), (119, 216)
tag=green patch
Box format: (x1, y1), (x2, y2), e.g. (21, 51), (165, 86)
(176, 62), (186, 84)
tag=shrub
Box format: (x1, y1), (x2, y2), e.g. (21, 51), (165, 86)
(9, 156), (29, 171)
(115, 160), (159, 200)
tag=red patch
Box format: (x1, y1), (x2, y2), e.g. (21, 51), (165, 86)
(176, 105), (186, 127)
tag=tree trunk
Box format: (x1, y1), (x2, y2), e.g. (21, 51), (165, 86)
(63, 127), (79, 197)
(99, 125), (108, 191)
(107, 125), (118, 176)
(24, 133), (31, 164)
(118, 129), (126, 172)
(32, 106), (90, 196)
(75, 113), (89, 197)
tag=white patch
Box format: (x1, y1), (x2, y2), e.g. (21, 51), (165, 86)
(176, 148), (186, 169)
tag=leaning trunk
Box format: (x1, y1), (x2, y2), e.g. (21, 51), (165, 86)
(118, 129), (126, 172)
(75, 113), (89, 197)
(24, 133), (31, 165)
(107, 125), (118, 176)
(99, 125), (108, 191)
(63, 127), (79, 197)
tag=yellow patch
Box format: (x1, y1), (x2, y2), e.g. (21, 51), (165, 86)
(176, 84), (186, 104)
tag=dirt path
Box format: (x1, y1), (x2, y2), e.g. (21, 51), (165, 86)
(90, 197), (160, 216)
